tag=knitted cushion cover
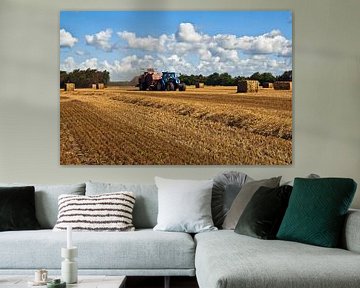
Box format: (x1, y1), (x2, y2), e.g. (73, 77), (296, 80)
(277, 178), (357, 247)
(53, 192), (136, 231)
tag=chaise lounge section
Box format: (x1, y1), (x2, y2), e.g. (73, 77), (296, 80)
(195, 213), (360, 288)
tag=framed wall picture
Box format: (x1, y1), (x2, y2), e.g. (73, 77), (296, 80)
(60, 11), (292, 165)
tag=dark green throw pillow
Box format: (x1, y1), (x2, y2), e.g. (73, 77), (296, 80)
(277, 178), (357, 247)
(0, 186), (41, 231)
(234, 185), (292, 239)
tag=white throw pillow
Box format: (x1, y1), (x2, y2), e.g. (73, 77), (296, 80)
(53, 192), (135, 232)
(153, 177), (217, 233)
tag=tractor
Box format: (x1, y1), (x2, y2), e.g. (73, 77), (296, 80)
(158, 72), (186, 91)
(138, 69), (186, 91)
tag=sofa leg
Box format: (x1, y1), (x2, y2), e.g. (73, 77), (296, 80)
(164, 276), (170, 288)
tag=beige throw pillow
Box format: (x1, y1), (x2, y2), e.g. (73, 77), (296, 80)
(222, 177), (281, 230)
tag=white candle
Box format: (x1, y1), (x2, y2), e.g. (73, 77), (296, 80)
(67, 225), (72, 249)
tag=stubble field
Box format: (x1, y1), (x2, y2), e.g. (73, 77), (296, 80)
(60, 86), (292, 165)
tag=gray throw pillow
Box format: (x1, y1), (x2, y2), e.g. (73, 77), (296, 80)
(283, 173), (320, 186)
(153, 177), (217, 233)
(212, 171), (250, 228)
(0, 183), (85, 228)
(222, 177), (281, 230)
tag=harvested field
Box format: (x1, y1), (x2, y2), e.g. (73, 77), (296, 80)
(60, 86), (292, 165)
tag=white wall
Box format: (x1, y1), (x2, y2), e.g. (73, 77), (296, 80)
(0, 0), (359, 208)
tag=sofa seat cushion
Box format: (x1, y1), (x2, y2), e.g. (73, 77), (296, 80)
(0, 229), (195, 270)
(195, 230), (360, 288)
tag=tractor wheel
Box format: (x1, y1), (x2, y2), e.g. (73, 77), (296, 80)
(179, 83), (186, 91)
(167, 82), (175, 91)
(156, 82), (163, 91)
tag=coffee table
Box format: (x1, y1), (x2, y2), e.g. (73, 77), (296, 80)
(0, 275), (126, 288)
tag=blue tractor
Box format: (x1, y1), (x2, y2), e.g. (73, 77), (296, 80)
(156, 72), (186, 91)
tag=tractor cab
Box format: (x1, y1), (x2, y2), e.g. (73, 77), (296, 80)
(162, 72), (180, 84)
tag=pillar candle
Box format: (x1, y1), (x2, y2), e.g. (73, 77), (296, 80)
(67, 225), (72, 249)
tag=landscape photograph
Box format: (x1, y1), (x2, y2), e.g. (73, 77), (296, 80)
(60, 11), (293, 165)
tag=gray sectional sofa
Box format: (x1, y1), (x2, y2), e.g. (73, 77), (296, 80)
(0, 181), (360, 288)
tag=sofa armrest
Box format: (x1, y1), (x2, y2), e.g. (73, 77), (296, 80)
(342, 209), (360, 253)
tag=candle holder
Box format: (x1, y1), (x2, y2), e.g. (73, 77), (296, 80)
(61, 247), (78, 284)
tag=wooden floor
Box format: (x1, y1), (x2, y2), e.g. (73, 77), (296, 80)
(126, 276), (199, 288)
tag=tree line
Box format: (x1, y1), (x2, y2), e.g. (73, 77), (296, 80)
(60, 69), (291, 88)
(60, 69), (110, 88)
(179, 70), (292, 86)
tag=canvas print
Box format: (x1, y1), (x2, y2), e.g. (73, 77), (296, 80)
(60, 11), (292, 165)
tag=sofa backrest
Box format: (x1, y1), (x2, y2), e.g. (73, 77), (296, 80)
(0, 183), (86, 228)
(86, 181), (158, 229)
(341, 209), (360, 253)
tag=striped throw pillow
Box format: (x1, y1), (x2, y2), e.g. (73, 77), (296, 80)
(53, 192), (136, 231)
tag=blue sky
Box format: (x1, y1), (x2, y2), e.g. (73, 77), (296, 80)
(60, 11), (292, 81)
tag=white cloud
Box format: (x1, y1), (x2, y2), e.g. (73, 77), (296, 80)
(60, 29), (78, 48)
(61, 23), (292, 80)
(79, 58), (98, 70)
(118, 31), (168, 51)
(103, 55), (138, 77)
(85, 29), (114, 52)
(60, 57), (77, 71)
(61, 52), (291, 81)
(210, 46), (239, 62)
(118, 23), (291, 60)
(198, 48), (212, 61)
(157, 54), (194, 74)
(176, 23), (203, 42)
(214, 29), (292, 56)
(243, 30), (292, 56)
(60, 57), (99, 72)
